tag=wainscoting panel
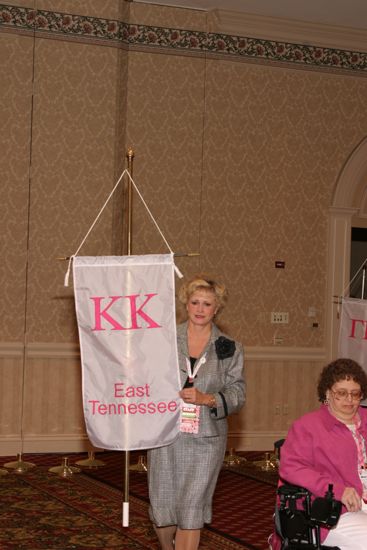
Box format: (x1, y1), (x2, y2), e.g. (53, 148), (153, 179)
(0, 343), (90, 455)
(22, 343), (87, 452)
(0, 344), (24, 443)
(228, 346), (326, 451)
(0, 343), (326, 455)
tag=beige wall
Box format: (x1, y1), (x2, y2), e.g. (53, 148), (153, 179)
(1, 0), (367, 453)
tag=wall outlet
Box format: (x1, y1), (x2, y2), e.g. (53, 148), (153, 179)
(271, 312), (289, 324)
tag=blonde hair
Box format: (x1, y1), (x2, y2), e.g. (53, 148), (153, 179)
(178, 274), (228, 313)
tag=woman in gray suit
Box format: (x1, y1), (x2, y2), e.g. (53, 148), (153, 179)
(148, 274), (245, 550)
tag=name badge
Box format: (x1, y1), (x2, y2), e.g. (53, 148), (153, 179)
(179, 401), (200, 434)
(359, 464), (367, 501)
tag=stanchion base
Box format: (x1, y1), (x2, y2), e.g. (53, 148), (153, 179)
(75, 451), (105, 469)
(129, 455), (147, 473)
(253, 452), (278, 471)
(49, 457), (81, 477)
(222, 448), (246, 467)
(4, 453), (36, 473)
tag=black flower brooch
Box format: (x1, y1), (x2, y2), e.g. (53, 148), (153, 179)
(215, 336), (236, 360)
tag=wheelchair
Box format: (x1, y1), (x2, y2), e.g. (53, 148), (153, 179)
(275, 482), (342, 550)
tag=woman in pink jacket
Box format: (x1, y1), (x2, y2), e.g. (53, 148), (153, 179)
(271, 358), (367, 550)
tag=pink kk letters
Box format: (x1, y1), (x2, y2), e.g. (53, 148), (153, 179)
(90, 293), (162, 331)
(349, 318), (367, 339)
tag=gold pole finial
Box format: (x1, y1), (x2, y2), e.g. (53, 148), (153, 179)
(126, 147), (134, 161)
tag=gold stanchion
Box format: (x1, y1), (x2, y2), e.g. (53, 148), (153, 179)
(222, 447), (246, 467)
(49, 457), (81, 477)
(129, 455), (147, 473)
(75, 451), (105, 469)
(253, 451), (277, 471)
(253, 440), (283, 472)
(4, 452), (35, 473)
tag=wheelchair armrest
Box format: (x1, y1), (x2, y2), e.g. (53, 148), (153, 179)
(276, 481), (342, 544)
(278, 483), (312, 500)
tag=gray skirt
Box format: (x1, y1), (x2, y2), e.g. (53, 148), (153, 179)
(147, 432), (227, 529)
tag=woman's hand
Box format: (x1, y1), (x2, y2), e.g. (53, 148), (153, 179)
(341, 487), (362, 512)
(179, 387), (214, 407)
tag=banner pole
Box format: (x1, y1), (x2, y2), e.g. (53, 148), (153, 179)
(122, 147), (134, 527)
(126, 147), (134, 257)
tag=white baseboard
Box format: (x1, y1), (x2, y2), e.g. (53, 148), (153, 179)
(0, 435), (96, 456)
(0, 431), (287, 456)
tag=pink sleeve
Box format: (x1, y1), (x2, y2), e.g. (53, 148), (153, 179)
(279, 419), (346, 502)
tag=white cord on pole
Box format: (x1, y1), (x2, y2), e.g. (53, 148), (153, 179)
(125, 170), (174, 254)
(64, 169), (181, 286)
(341, 257), (367, 299)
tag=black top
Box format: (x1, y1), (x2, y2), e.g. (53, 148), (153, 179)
(183, 356), (197, 388)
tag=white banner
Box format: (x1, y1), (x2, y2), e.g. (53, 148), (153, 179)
(338, 297), (367, 370)
(73, 254), (181, 450)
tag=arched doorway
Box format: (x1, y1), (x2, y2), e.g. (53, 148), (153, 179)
(327, 136), (367, 359)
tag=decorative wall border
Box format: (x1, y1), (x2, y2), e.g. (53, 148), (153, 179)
(1, 4), (367, 73)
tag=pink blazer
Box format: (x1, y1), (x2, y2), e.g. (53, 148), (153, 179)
(270, 404), (367, 548)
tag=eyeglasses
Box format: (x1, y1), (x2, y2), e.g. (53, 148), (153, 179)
(331, 389), (363, 401)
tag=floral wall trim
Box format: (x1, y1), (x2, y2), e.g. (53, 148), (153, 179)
(1, 4), (367, 73)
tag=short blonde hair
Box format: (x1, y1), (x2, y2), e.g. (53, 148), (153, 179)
(178, 274), (228, 313)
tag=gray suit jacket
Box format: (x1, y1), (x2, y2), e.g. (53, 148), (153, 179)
(177, 321), (245, 437)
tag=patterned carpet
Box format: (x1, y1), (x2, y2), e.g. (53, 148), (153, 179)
(82, 451), (277, 550)
(0, 451), (277, 550)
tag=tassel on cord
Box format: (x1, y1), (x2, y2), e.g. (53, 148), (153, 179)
(64, 255), (74, 287)
(172, 251), (183, 279)
(174, 264), (184, 279)
(64, 169), (184, 286)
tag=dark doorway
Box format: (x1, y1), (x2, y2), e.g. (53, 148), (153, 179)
(350, 227), (367, 298)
